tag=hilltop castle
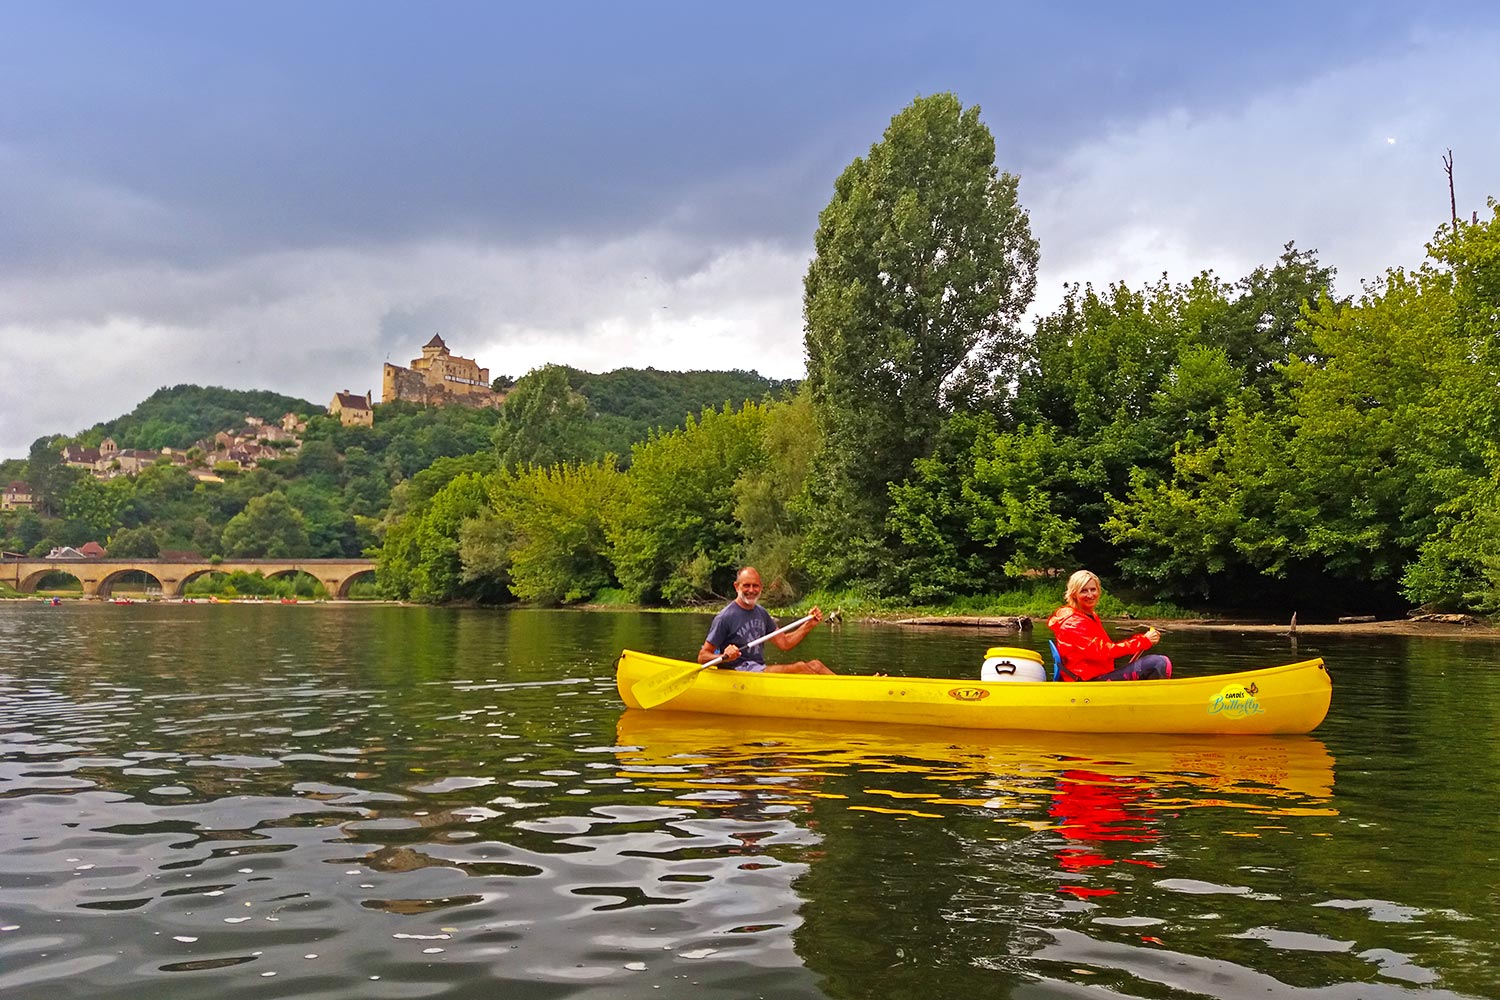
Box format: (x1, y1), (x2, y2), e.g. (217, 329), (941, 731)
(381, 334), (505, 409)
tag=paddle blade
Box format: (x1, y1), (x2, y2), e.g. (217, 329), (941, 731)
(632, 661), (710, 709)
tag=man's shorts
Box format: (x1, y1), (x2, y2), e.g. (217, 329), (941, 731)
(733, 662), (768, 672)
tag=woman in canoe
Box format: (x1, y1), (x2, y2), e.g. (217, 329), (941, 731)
(1046, 570), (1171, 681)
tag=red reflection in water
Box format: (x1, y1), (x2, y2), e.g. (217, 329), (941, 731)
(1058, 884), (1117, 898)
(1049, 768), (1161, 897)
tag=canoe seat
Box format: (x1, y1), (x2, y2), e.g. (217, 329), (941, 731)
(1048, 640), (1078, 682)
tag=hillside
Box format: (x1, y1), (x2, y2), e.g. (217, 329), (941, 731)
(75, 384), (322, 451)
(0, 370), (798, 568)
(568, 367), (797, 428)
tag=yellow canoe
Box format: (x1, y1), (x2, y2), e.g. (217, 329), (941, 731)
(615, 650), (1332, 735)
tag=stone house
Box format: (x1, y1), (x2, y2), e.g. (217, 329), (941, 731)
(330, 390), (375, 427)
(61, 443), (104, 470)
(2, 482), (33, 511)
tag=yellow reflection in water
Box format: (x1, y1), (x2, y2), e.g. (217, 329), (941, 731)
(615, 709), (1335, 825)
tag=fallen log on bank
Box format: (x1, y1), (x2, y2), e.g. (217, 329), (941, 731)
(889, 615), (1032, 630)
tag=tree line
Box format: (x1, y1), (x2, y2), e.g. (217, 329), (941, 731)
(379, 93), (1500, 616)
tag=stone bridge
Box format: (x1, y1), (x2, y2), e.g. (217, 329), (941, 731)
(1, 557), (377, 599)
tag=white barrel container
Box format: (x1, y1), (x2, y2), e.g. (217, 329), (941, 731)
(979, 646), (1047, 682)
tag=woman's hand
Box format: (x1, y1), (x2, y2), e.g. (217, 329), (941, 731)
(1143, 627), (1161, 646)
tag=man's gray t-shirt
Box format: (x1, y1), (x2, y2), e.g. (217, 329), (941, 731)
(704, 601), (776, 669)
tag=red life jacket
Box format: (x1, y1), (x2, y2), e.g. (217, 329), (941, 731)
(1045, 606), (1153, 681)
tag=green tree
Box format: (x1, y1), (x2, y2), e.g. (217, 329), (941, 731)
(108, 525), (162, 558)
(1398, 202), (1500, 607)
(119, 463), (199, 528)
(286, 481), (361, 556)
(377, 472), (504, 602)
(382, 452), (495, 523)
(295, 439), (341, 486)
(609, 403), (770, 603)
(456, 514), (513, 596)
(340, 446), (388, 517)
(11, 511), (48, 553)
(474, 460), (622, 605)
(885, 416), (1080, 601)
(1201, 242), (1337, 398)
(801, 92), (1039, 586)
(61, 475), (125, 540)
(26, 437), (81, 517)
(492, 364), (594, 469)
(1013, 256), (1335, 587)
(409, 472), (495, 602)
(1010, 279), (1225, 572)
(732, 392), (819, 602)
(220, 491), (312, 557)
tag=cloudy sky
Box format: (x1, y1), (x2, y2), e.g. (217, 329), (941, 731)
(3, 2), (1498, 460)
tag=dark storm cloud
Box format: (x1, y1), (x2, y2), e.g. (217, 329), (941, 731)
(2, 1), (1475, 268)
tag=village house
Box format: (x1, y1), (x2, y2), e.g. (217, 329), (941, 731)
(329, 390), (375, 427)
(112, 446), (163, 476)
(60, 442), (103, 470)
(243, 414), (304, 443)
(45, 543), (106, 559)
(2, 482), (33, 511)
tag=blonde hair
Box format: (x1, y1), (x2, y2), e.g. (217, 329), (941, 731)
(1064, 570), (1101, 609)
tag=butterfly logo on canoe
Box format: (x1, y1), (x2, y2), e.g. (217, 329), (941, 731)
(1209, 682), (1264, 718)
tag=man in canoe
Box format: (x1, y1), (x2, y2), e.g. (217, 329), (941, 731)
(698, 567), (834, 673)
(1046, 570), (1171, 681)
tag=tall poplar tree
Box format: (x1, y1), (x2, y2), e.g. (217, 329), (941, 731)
(801, 93), (1039, 586)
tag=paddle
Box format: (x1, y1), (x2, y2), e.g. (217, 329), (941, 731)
(1128, 624), (1162, 663)
(632, 613), (816, 710)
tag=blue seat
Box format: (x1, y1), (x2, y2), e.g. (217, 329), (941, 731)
(1048, 640), (1064, 682)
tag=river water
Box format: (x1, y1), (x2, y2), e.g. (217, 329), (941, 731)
(1, 603), (1497, 999)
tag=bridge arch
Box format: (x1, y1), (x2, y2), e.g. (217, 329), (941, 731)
(331, 567), (376, 599)
(18, 567), (85, 594)
(177, 567), (226, 596)
(95, 567), (166, 598)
